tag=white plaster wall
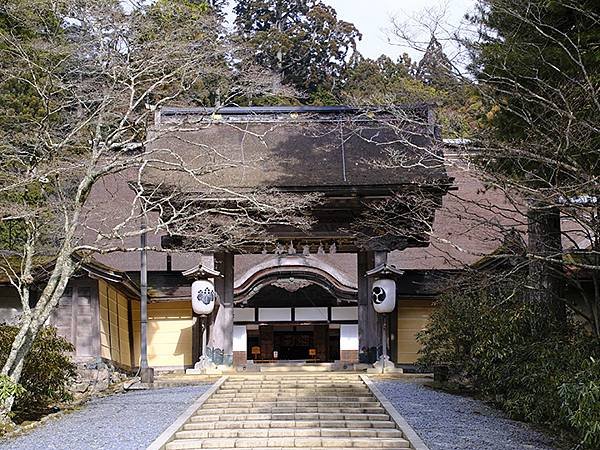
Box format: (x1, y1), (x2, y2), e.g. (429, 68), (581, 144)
(340, 324), (359, 351)
(331, 307), (358, 321)
(233, 325), (247, 352)
(234, 308), (255, 322)
(295, 307), (328, 321)
(258, 308), (291, 322)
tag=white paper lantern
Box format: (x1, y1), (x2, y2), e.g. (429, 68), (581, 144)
(372, 278), (396, 313)
(191, 280), (217, 315)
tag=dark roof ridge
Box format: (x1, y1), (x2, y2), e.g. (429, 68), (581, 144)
(159, 104), (432, 117)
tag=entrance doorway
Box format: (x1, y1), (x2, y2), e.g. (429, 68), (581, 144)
(274, 329), (312, 360)
(247, 324), (339, 362)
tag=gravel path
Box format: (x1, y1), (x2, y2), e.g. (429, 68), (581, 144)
(375, 379), (559, 450)
(0, 385), (210, 450)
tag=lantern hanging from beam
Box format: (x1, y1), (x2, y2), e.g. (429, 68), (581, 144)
(191, 279), (217, 315)
(372, 278), (396, 313)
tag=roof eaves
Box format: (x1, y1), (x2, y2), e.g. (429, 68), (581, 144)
(158, 104), (434, 119)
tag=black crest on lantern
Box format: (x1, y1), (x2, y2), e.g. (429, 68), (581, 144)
(197, 287), (215, 305)
(372, 286), (386, 304)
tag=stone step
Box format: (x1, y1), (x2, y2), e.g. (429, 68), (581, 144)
(153, 374), (413, 450)
(204, 400), (379, 407)
(207, 397), (376, 404)
(175, 427), (404, 439)
(213, 389), (373, 398)
(218, 388), (370, 391)
(223, 387), (369, 390)
(220, 386), (367, 391)
(196, 406), (386, 414)
(215, 390), (371, 396)
(225, 378), (363, 382)
(189, 412), (390, 422)
(222, 381), (364, 384)
(225, 378), (362, 381)
(204, 397), (379, 408)
(223, 380), (363, 384)
(220, 385), (369, 388)
(165, 436), (410, 449)
(226, 375), (361, 379)
(219, 386), (368, 392)
(221, 384), (366, 390)
(185, 419), (397, 430)
(221, 381), (365, 385)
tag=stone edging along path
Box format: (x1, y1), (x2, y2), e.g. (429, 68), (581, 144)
(146, 374), (428, 450)
(360, 375), (429, 450)
(147, 376), (228, 450)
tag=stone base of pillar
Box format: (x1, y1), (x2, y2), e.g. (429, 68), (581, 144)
(368, 355), (403, 374)
(194, 355), (217, 371)
(205, 347), (233, 366)
(340, 350), (359, 363)
(140, 367), (154, 383)
(233, 351), (247, 367)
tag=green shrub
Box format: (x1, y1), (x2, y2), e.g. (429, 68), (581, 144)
(559, 357), (600, 449)
(418, 274), (600, 447)
(0, 374), (25, 403)
(0, 325), (76, 418)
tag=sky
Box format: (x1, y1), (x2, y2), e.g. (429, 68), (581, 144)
(321, 0), (477, 62)
(225, 0), (477, 64)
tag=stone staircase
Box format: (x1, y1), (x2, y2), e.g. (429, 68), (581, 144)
(162, 373), (412, 449)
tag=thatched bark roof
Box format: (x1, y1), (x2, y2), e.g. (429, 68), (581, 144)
(146, 105), (450, 194)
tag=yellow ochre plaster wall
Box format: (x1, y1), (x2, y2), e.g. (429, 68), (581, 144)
(98, 280), (132, 367)
(132, 301), (194, 369)
(396, 298), (435, 364)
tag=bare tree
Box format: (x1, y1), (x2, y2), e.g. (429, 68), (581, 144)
(0, 0), (313, 423)
(385, 0), (600, 335)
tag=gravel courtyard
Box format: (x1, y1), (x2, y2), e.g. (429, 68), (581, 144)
(0, 385), (210, 450)
(0, 378), (561, 450)
(375, 378), (559, 450)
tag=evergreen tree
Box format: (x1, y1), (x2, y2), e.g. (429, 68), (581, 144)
(342, 54), (437, 105)
(0, 0), (64, 253)
(472, 0), (600, 329)
(233, 0), (361, 103)
(416, 35), (456, 88)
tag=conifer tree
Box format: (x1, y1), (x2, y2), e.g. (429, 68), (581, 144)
(472, 0), (600, 330)
(233, 0), (361, 103)
(416, 35), (456, 88)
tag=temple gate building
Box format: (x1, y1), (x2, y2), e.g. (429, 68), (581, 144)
(1, 105), (498, 372)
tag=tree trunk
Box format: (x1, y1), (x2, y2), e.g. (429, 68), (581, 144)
(527, 202), (565, 331)
(0, 317), (38, 427)
(0, 259), (74, 426)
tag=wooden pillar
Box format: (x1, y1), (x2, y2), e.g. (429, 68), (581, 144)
(208, 252), (234, 366)
(314, 325), (328, 362)
(374, 251), (388, 361)
(192, 314), (201, 364)
(139, 220), (154, 383)
(259, 325), (274, 360)
(357, 251), (377, 363)
(390, 301), (398, 364)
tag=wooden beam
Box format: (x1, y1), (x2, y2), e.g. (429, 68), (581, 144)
(208, 252), (234, 366)
(357, 251), (378, 362)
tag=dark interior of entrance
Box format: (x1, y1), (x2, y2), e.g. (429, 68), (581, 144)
(247, 324), (340, 362)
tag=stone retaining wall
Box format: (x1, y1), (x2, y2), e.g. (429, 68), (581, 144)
(70, 358), (130, 397)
